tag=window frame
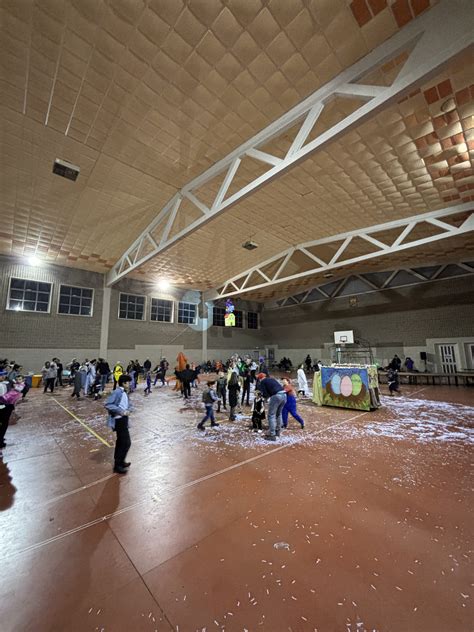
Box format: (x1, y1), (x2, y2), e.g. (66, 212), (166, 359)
(57, 284), (95, 318)
(177, 301), (198, 325)
(212, 305), (226, 327)
(118, 292), (147, 321)
(234, 309), (243, 328)
(150, 297), (174, 323)
(247, 311), (259, 330)
(6, 277), (52, 314)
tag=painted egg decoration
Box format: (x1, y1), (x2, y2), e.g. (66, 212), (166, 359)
(351, 373), (363, 395)
(340, 375), (353, 397)
(330, 373), (341, 395)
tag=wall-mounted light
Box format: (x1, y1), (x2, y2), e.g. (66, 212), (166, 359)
(27, 255), (41, 266)
(157, 279), (170, 291)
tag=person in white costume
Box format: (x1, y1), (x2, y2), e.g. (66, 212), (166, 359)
(297, 364), (308, 397)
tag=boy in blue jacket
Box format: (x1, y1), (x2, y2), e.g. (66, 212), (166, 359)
(197, 381), (219, 430)
(105, 374), (132, 474)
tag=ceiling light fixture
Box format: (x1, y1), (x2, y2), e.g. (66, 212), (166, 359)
(157, 279), (170, 291)
(242, 240), (258, 251)
(27, 255), (40, 266)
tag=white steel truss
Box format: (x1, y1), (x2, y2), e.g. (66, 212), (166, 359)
(106, 0), (474, 286)
(203, 204), (474, 301)
(266, 262), (474, 309)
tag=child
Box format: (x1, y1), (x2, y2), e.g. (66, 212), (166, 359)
(281, 378), (305, 429)
(197, 381), (219, 430)
(144, 370), (152, 396)
(251, 391), (265, 433)
(128, 365), (136, 393)
(387, 368), (400, 396)
(90, 373), (102, 400)
(71, 367), (82, 399)
(216, 371), (227, 412)
(297, 364), (308, 396)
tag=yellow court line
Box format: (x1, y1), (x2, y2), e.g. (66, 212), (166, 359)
(52, 398), (112, 448)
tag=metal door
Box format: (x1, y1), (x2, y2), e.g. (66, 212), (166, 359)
(438, 344), (457, 373)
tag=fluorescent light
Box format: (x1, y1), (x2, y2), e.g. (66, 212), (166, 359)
(157, 279), (170, 291)
(27, 255), (40, 266)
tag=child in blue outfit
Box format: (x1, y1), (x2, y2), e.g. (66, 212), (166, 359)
(144, 370), (152, 395)
(197, 381), (219, 430)
(281, 377), (305, 429)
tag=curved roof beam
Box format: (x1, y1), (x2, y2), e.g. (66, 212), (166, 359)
(203, 204), (474, 301)
(106, 0), (473, 286)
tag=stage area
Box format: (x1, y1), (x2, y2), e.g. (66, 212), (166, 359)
(0, 382), (473, 632)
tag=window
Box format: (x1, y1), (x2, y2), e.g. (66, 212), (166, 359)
(247, 311), (259, 329)
(7, 278), (51, 313)
(58, 285), (93, 316)
(151, 298), (173, 322)
(213, 306), (225, 327)
(178, 301), (197, 324)
(234, 309), (243, 328)
(119, 293), (145, 320)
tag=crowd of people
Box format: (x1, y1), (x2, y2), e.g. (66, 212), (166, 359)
(196, 354), (308, 442)
(1, 349), (420, 471)
(0, 352), (314, 463)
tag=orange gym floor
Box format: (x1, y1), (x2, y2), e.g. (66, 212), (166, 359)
(0, 380), (473, 632)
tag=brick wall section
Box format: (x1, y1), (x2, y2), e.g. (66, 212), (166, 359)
(107, 278), (264, 351)
(108, 278), (202, 349)
(0, 257), (103, 349)
(0, 258), (264, 353)
(262, 276), (474, 349)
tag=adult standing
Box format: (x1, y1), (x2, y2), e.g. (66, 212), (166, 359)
(305, 354), (312, 372)
(179, 364), (195, 399)
(250, 359), (258, 383)
(97, 358), (110, 392)
(54, 358), (64, 387)
(256, 373), (286, 441)
(389, 355), (402, 371)
(105, 374), (132, 474)
(297, 364), (308, 396)
(227, 372), (240, 421)
(143, 358), (152, 373)
(68, 358), (80, 378)
(160, 357), (169, 385)
(85, 360), (96, 396)
(240, 362), (251, 407)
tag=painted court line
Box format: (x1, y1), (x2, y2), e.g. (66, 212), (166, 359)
(409, 386), (429, 397)
(3, 411), (369, 560)
(52, 398), (112, 448)
(41, 474), (117, 506)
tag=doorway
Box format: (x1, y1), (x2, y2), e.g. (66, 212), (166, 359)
(437, 344), (458, 373)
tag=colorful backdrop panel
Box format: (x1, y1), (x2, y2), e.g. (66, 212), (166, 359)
(321, 367), (371, 411)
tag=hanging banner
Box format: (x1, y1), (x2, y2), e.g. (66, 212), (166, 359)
(225, 299), (235, 326)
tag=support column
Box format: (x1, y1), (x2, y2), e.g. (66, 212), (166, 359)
(201, 298), (212, 363)
(99, 283), (111, 358)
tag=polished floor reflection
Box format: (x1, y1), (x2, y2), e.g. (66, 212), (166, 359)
(0, 381), (472, 631)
